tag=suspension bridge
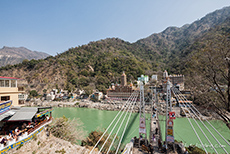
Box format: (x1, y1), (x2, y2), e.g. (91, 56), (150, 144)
(89, 80), (230, 154)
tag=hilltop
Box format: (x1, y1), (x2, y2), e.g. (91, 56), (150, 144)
(0, 46), (50, 67)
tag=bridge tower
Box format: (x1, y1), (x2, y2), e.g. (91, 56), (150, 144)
(139, 81), (147, 147)
(165, 80), (172, 153)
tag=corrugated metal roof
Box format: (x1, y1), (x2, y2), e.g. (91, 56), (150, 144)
(7, 107), (37, 121)
(0, 110), (15, 121)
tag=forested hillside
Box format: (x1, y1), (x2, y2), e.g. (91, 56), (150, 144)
(0, 38), (153, 94)
(134, 6), (230, 73)
(1, 6), (230, 97)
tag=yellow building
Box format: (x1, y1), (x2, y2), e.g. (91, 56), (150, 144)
(0, 76), (25, 106)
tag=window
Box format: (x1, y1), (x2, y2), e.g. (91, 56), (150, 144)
(11, 80), (16, 87)
(18, 100), (24, 104)
(5, 80), (9, 87)
(0, 80), (4, 87)
(18, 94), (24, 99)
(1, 96), (10, 101)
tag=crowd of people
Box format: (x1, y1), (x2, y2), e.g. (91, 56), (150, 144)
(0, 114), (50, 148)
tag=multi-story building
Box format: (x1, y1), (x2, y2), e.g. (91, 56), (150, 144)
(162, 70), (185, 91)
(0, 76), (26, 106)
(168, 74), (184, 91)
(107, 72), (137, 100)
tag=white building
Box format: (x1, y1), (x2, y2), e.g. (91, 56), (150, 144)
(138, 75), (149, 84)
(151, 75), (158, 81)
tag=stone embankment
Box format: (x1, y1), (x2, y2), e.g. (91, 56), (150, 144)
(27, 99), (153, 113)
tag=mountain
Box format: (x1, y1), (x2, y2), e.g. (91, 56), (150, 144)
(133, 6), (230, 73)
(1, 6), (230, 94)
(0, 46), (50, 67)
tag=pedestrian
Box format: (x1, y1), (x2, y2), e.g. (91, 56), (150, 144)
(148, 144), (153, 154)
(155, 127), (158, 134)
(152, 134), (155, 142)
(158, 139), (162, 151)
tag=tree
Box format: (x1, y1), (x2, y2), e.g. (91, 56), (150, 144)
(43, 89), (47, 94)
(186, 33), (230, 127)
(29, 90), (38, 98)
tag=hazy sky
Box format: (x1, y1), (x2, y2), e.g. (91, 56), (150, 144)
(0, 0), (230, 56)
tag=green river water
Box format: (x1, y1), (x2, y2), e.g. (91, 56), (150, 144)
(159, 115), (230, 153)
(53, 107), (151, 149)
(53, 108), (230, 153)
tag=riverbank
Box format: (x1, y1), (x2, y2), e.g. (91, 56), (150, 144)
(25, 98), (226, 121)
(25, 99), (153, 113)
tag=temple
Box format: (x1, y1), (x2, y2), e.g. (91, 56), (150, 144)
(107, 72), (136, 100)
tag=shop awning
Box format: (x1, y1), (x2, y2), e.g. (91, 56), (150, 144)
(7, 107), (38, 121)
(0, 110), (15, 121)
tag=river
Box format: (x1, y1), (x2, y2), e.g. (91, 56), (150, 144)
(159, 115), (230, 153)
(53, 107), (230, 153)
(53, 107), (151, 149)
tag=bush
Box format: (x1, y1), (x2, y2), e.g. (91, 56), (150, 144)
(81, 130), (118, 153)
(47, 116), (86, 144)
(186, 145), (206, 154)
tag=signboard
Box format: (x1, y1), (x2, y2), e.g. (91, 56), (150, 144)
(139, 117), (146, 134)
(140, 118), (146, 127)
(167, 135), (174, 142)
(0, 100), (12, 114)
(167, 119), (173, 127)
(169, 112), (176, 119)
(167, 128), (173, 136)
(139, 128), (146, 134)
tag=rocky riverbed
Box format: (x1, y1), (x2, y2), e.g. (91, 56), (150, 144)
(10, 127), (99, 154)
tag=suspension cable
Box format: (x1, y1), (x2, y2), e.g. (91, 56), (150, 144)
(115, 93), (138, 154)
(106, 92), (138, 154)
(171, 88), (208, 153)
(175, 88), (230, 147)
(98, 91), (138, 153)
(172, 88), (219, 153)
(173, 87), (229, 153)
(89, 91), (136, 154)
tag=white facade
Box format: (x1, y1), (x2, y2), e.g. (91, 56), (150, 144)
(138, 75), (149, 84)
(46, 94), (55, 101)
(151, 75), (158, 81)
